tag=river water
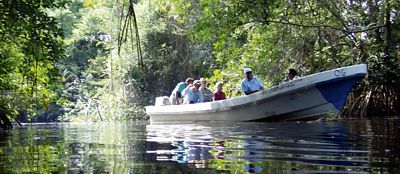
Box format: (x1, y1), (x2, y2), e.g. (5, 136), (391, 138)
(0, 118), (399, 173)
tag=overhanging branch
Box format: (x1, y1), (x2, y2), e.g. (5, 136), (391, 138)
(252, 19), (385, 33)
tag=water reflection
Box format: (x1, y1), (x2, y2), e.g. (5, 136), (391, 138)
(146, 122), (371, 173)
(344, 118), (400, 173)
(0, 118), (399, 173)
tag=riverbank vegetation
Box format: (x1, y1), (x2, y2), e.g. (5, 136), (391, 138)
(1, 0), (399, 126)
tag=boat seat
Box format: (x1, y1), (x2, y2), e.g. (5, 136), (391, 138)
(155, 96), (171, 106)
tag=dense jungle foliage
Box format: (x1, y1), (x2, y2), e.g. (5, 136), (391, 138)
(1, 0), (399, 127)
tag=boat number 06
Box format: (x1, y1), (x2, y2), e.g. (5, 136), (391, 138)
(334, 69), (346, 77)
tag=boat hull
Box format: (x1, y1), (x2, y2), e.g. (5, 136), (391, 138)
(146, 64), (367, 122)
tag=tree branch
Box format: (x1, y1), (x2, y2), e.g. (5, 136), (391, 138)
(252, 19), (385, 33)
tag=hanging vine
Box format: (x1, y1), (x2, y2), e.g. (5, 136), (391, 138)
(117, 0), (144, 70)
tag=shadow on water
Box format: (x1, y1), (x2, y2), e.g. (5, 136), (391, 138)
(0, 118), (399, 173)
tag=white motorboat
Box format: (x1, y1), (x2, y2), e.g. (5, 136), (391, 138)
(145, 64), (368, 122)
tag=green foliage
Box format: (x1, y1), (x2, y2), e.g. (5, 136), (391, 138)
(161, 0), (399, 89)
(0, 0), (66, 122)
(56, 0), (152, 121)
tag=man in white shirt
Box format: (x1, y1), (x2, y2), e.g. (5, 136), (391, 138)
(241, 68), (264, 95)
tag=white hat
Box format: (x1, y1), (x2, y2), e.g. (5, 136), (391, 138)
(215, 82), (223, 87)
(193, 80), (201, 85)
(244, 68), (252, 74)
(199, 78), (207, 83)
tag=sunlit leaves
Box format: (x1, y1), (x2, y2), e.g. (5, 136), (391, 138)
(0, 0), (66, 121)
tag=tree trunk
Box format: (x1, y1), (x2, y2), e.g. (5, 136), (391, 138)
(0, 107), (13, 130)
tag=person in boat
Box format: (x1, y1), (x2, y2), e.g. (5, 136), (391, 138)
(170, 78), (194, 105)
(213, 82), (226, 101)
(182, 80), (204, 104)
(199, 78), (214, 102)
(288, 68), (300, 81)
(241, 68), (264, 95)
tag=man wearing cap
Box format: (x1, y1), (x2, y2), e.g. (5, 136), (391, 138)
(241, 68), (264, 95)
(170, 78), (194, 105)
(182, 80), (204, 104)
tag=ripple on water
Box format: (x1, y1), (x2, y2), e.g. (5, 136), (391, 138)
(1, 120), (399, 173)
(146, 121), (372, 173)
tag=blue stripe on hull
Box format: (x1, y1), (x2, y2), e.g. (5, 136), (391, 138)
(316, 76), (363, 111)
